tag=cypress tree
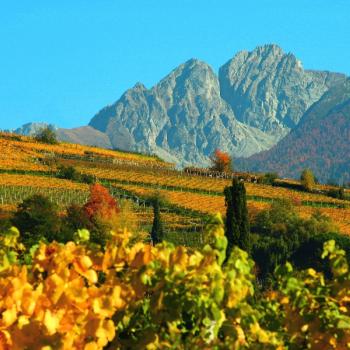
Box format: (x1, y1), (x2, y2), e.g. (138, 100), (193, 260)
(224, 178), (250, 258)
(150, 197), (163, 245)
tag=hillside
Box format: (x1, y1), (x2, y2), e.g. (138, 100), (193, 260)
(9, 123), (113, 149)
(56, 126), (113, 149)
(3, 3), (350, 348)
(0, 132), (172, 172)
(236, 78), (350, 184)
(2, 132), (350, 349)
(0, 133), (349, 240)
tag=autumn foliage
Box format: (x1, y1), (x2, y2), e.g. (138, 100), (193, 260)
(84, 184), (119, 222)
(210, 149), (232, 173)
(1, 218), (350, 349)
(0, 233), (143, 349)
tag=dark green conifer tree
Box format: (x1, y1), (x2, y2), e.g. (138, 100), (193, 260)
(150, 196), (163, 245)
(224, 178), (250, 257)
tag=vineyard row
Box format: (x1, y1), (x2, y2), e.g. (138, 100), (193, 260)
(0, 185), (208, 246)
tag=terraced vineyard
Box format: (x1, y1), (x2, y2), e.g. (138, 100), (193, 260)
(69, 161), (348, 207)
(0, 173), (88, 191)
(0, 132), (349, 240)
(0, 132), (174, 172)
(111, 183), (350, 234)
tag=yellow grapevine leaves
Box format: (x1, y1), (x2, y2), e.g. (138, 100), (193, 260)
(1, 306), (17, 328)
(2, 220), (350, 348)
(0, 226), (144, 349)
(129, 243), (153, 269)
(0, 219), (267, 349)
(43, 309), (61, 335)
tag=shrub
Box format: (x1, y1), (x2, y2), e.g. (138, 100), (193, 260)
(60, 204), (94, 243)
(66, 204), (92, 231)
(251, 200), (340, 281)
(56, 165), (80, 181)
(300, 168), (315, 192)
(260, 172), (279, 185)
(0, 209), (11, 232)
(292, 232), (350, 278)
(80, 173), (95, 184)
(210, 149), (232, 173)
(84, 184), (119, 221)
(327, 187), (345, 200)
(253, 199), (297, 236)
(11, 194), (61, 247)
(83, 184), (120, 246)
(56, 165), (95, 184)
(35, 127), (58, 145)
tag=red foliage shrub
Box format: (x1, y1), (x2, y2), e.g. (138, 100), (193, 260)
(84, 184), (120, 222)
(210, 149), (232, 173)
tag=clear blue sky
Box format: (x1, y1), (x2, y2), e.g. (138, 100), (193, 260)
(0, 0), (349, 130)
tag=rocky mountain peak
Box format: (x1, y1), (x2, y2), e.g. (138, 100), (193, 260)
(86, 44), (347, 167)
(158, 58), (217, 87)
(89, 54), (277, 165)
(133, 82), (147, 90)
(254, 43), (284, 57)
(218, 44), (346, 135)
(182, 57), (204, 66)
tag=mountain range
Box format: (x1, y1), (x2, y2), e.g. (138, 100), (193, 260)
(8, 44), (349, 182)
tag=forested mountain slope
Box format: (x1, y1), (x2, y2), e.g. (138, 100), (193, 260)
(236, 79), (350, 184)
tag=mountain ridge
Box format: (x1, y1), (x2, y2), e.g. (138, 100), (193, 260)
(8, 44), (348, 177)
(89, 58), (279, 166)
(89, 44), (345, 166)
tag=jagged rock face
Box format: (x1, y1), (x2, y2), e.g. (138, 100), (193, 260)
(219, 44), (346, 137)
(235, 79), (350, 184)
(90, 59), (275, 166)
(90, 45), (346, 166)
